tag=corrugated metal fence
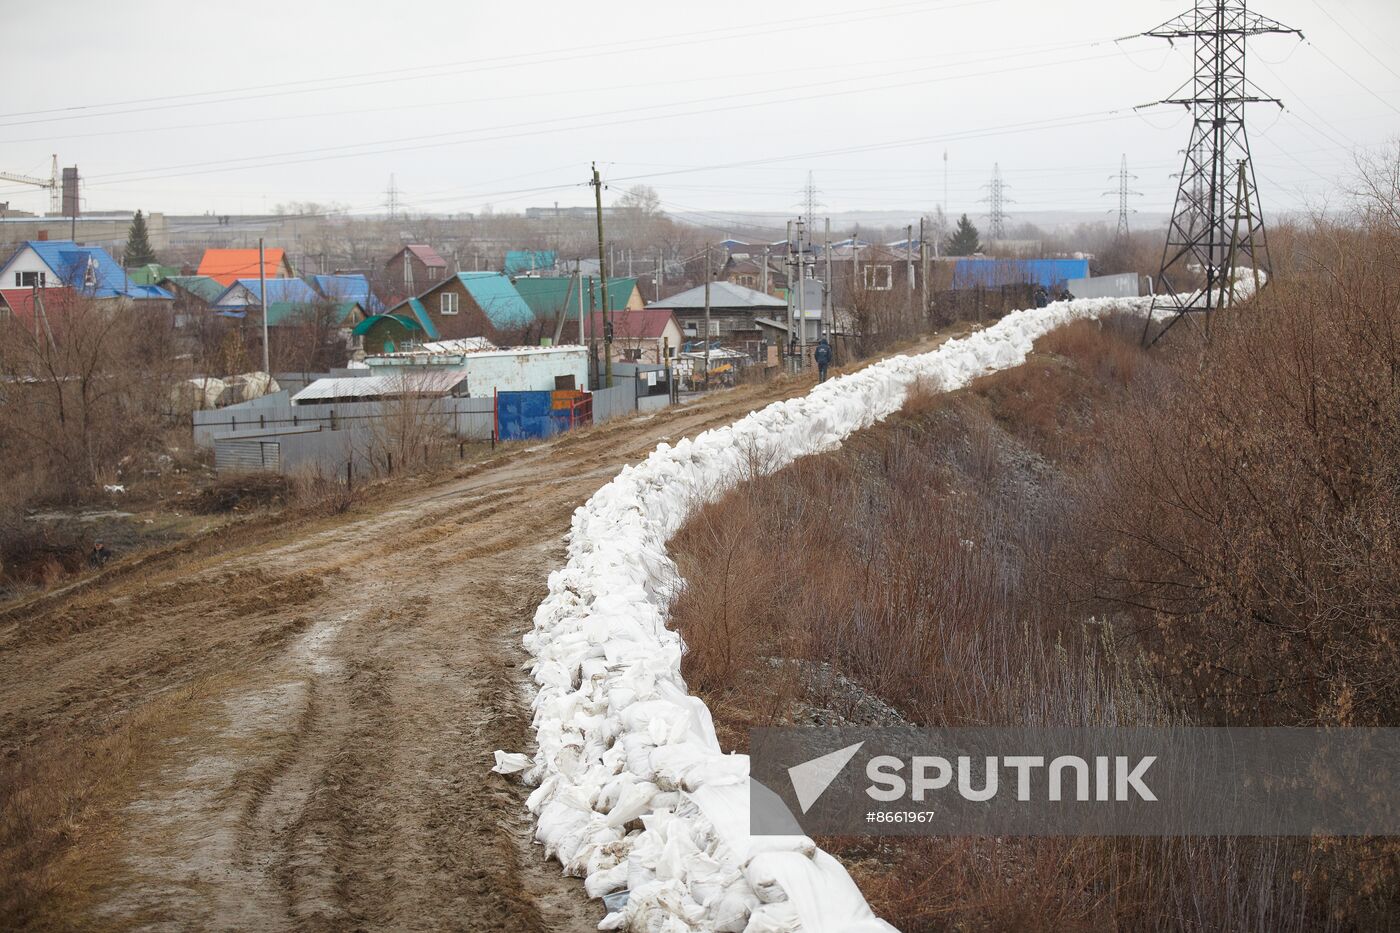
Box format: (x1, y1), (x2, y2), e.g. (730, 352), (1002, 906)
(202, 376), (668, 479)
(195, 394), (497, 447)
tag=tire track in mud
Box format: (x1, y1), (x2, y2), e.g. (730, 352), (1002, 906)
(2, 336), (963, 930)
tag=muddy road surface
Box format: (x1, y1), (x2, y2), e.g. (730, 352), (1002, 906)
(1, 334), (956, 931)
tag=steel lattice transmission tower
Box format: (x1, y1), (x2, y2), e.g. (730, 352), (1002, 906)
(1106, 154), (1142, 239)
(983, 163), (1010, 240)
(799, 171), (822, 222)
(385, 173), (401, 220)
(1139, 0), (1302, 346)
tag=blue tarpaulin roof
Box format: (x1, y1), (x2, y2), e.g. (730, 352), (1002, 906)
(952, 258), (1090, 290)
(11, 240), (171, 300)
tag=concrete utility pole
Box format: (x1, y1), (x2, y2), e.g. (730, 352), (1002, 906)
(553, 266), (575, 346)
(823, 217), (832, 342)
(761, 245), (770, 293)
(784, 221), (795, 362)
(591, 162), (613, 387)
(943, 150), (950, 240)
(703, 244), (712, 391)
(851, 225), (860, 291)
(655, 249), (662, 301)
(259, 237), (270, 374)
(587, 276), (598, 387)
(905, 223), (914, 322)
(919, 216), (929, 322)
(577, 259), (585, 347)
(799, 227), (808, 357)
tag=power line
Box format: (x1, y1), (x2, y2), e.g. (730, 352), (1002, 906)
(1105, 154), (1142, 238)
(981, 163), (1010, 239)
(60, 47), (1127, 196)
(0, 0), (982, 128)
(1306, 0), (1400, 85)
(1138, 0), (1303, 346)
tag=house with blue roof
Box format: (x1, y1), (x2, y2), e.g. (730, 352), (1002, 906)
(213, 277), (323, 312)
(305, 273), (384, 312)
(407, 271), (536, 342)
(0, 240), (172, 313)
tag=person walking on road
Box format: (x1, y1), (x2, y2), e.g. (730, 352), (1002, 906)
(814, 336), (832, 383)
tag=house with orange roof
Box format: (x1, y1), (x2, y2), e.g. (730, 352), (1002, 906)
(197, 248), (294, 286)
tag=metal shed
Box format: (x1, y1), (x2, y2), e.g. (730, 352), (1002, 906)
(213, 425), (322, 473)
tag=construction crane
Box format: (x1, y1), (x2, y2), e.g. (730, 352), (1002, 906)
(0, 154), (60, 215)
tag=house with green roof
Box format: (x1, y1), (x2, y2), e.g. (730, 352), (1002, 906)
(161, 274), (230, 310)
(352, 312), (425, 354)
(407, 271), (534, 342)
(512, 276), (642, 323)
(127, 263), (182, 286)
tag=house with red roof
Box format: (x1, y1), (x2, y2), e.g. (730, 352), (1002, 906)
(587, 309), (682, 365)
(386, 244), (447, 299)
(197, 248), (294, 286)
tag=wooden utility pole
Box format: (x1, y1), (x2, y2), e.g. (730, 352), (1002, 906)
(259, 237), (270, 374)
(577, 259), (585, 346)
(703, 244), (712, 390)
(591, 162), (613, 387)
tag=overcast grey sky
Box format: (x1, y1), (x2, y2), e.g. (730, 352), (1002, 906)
(2, 0), (1397, 223)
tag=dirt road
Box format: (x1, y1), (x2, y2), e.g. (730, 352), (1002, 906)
(1, 335), (956, 931)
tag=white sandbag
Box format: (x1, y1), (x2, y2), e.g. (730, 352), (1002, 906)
(500, 299), (1151, 931)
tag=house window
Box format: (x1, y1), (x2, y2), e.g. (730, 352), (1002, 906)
(441, 291), (459, 315)
(708, 320), (721, 336)
(683, 322), (697, 336)
(16, 271), (45, 288)
(736, 274), (756, 288)
(429, 266), (441, 281)
(863, 264), (893, 290)
(624, 348), (643, 362)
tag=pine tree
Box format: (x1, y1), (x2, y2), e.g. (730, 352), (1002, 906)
(945, 214), (981, 257)
(124, 210), (157, 267)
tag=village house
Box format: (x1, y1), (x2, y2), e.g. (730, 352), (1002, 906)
(503, 249), (557, 276)
(386, 244), (447, 298)
(160, 274), (226, 313)
(390, 271), (533, 344)
(213, 276), (322, 312)
(644, 281), (786, 355)
(305, 272), (383, 311)
(197, 247), (294, 286)
(512, 276), (642, 330)
(587, 309), (682, 364)
(0, 240), (171, 317)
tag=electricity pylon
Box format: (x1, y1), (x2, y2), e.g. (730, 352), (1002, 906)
(1137, 0), (1302, 346)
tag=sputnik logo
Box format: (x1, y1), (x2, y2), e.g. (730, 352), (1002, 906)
(788, 742), (864, 813)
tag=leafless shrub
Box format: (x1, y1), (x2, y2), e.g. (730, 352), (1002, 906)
(0, 294), (185, 505)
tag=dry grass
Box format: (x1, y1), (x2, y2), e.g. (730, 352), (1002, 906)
(668, 298), (1399, 929)
(0, 674), (232, 929)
